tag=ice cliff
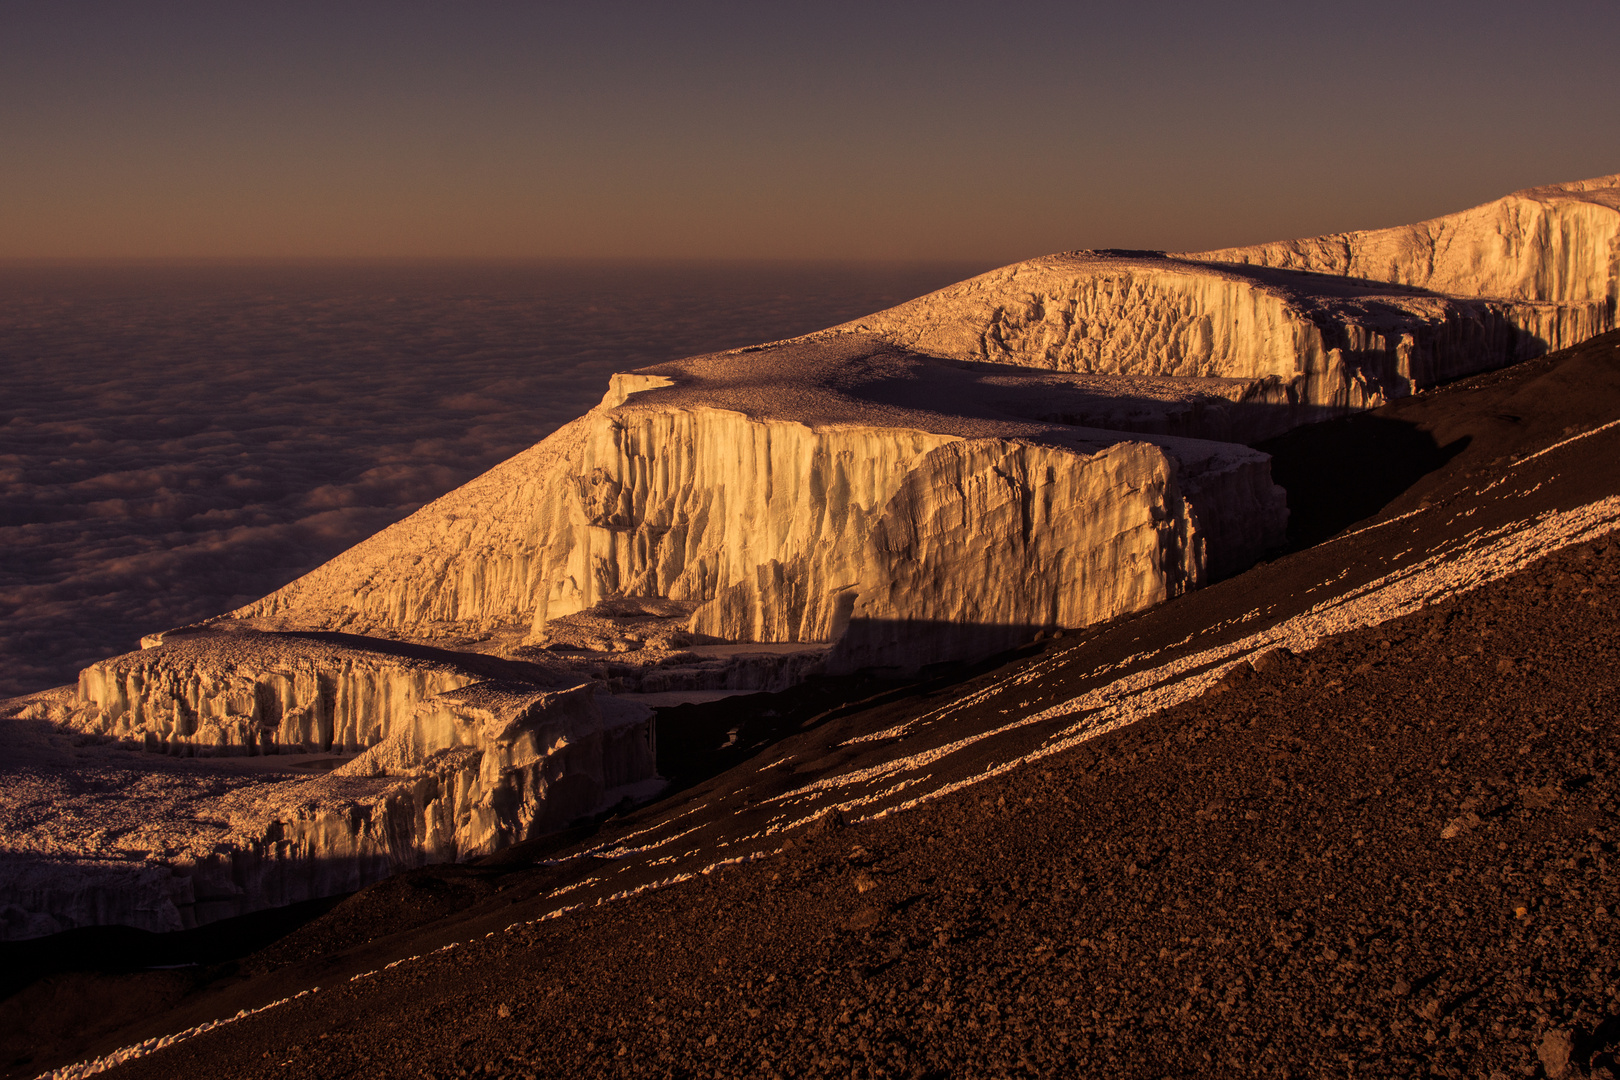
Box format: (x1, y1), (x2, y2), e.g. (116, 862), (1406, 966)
(1, 631), (654, 938)
(1186, 174), (1620, 308)
(838, 176), (1619, 430)
(238, 337), (1289, 672)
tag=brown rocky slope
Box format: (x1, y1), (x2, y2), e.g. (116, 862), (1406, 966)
(8, 330), (1620, 1080)
(94, 533), (1620, 1080)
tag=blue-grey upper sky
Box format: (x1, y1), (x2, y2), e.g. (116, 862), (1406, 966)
(2, 0), (1618, 260)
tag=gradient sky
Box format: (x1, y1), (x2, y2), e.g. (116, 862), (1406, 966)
(3, 0), (1618, 262)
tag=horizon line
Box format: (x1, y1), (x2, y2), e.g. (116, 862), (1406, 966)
(0, 253), (1016, 269)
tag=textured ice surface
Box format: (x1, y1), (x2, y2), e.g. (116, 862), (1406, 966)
(1186, 174), (1620, 305)
(238, 336), (1289, 672)
(837, 175), (1618, 436)
(1, 632), (654, 939)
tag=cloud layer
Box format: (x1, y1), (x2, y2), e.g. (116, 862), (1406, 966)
(0, 260), (983, 697)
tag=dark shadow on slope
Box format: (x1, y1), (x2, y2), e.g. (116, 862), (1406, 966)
(1257, 327), (1620, 551)
(652, 641), (1045, 792)
(830, 617), (1059, 676)
(0, 894), (350, 1075)
(1255, 415), (1468, 550)
(0, 894), (345, 1004)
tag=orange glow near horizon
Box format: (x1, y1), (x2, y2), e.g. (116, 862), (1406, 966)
(3, 2), (1618, 263)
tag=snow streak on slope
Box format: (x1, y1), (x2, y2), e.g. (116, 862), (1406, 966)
(40, 447), (1620, 1080)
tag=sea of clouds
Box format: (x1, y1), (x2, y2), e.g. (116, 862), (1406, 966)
(0, 260), (983, 698)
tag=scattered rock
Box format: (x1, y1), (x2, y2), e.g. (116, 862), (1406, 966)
(1441, 812), (1482, 839)
(1250, 648), (1296, 676)
(806, 810), (848, 836)
(1538, 1028), (1574, 1079)
(846, 906), (883, 931)
(1522, 785), (1562, 809)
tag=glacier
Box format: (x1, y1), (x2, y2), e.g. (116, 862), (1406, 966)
(3, 172), (1616, 938)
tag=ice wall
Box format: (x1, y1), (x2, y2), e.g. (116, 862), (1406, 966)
(1184, 175), (1620, 308)
(75, 633), (475, 755)
(327, 679), (658, 859)
(826, 435), (1284, 671)
(551, 404), (958, 637)
(840, 258), (1332, 380)
(238, 380), (1286, 671)
(2, 635), (656, 938)
(836, 254), (1606, 426)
